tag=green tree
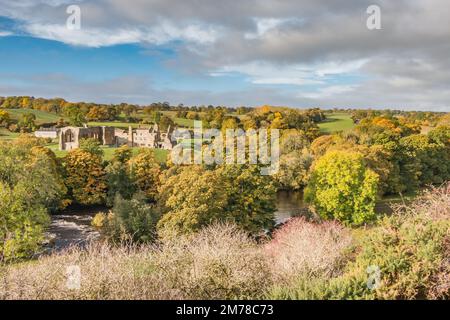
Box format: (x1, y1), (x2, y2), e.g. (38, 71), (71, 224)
(64, 104), (86, 126)
(79, 137), (104, 158)
(18, 113), (36, 132)
(305, 150), (379, 226)
(103, 193), (160, 243)
(105, 146), (136, 207)
(157, 165), (277, 236)
(400, 134), (450, 186)
(0, 138), (66, 261)
(217, 165), (277, 233)
(158, 115), (175, 131)
(275, 149), (313, 191)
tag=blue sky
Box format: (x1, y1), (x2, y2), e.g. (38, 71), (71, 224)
(0, 1), (449, 111)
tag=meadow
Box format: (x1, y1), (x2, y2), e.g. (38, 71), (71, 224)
(5, 108), (64, 124)
(318, 113), (355, 133)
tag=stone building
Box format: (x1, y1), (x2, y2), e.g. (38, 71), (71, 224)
(58, 124), (176, 151)
(59, 126), (116, 151)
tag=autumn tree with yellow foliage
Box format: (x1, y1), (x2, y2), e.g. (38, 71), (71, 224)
(64, 149), (107, 205)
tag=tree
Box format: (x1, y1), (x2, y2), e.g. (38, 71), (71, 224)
(64, 104), (86, 126)
(157, 166), (228, 236)
(158, 115), (175, 131)
(428, 125), (450, 146)
(400, 134), (450, 186)
(305, 150), (379, 226)
(157, 165), (277, 236)
(0, 182), (49, 261)
(186, 111), (199, 120)
(64, 149), (107, 205)
(103, 193), (160, 243)
(0, 138), (67, 261)
(221, 117), (240, 134)
(129, 149), (161, 201)
(280, 129), (310, 154)
(18, 113), (36, 132)
(0, 109), (10, 127)
(79, 137), (104, 158)
(105, 146), (136, 207)
(274, 149), (313, 190)
(310, 135), (337, 157)
(217, 165), (277, 234)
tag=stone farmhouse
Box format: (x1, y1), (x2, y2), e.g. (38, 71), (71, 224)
(57, 124), (176, 151)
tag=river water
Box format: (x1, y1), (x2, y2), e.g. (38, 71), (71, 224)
(44, 191), (309, 251)
(44, 206), (104, 252)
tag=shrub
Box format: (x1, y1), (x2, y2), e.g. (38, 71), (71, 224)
(266, 217), (352, 281)
(152, 224), (271, 299)
(324, 212), (449, 300)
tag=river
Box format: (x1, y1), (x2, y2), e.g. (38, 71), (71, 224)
(45, 191), (390, 251)
(44, 206), (104, 252)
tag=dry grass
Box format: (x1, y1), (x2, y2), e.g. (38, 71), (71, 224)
(393, 183), (450, 221)
(0, 224), (269, 300)
(265, 217), (353, 282)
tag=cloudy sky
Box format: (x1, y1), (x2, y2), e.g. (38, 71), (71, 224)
(0, 0), (449, 111)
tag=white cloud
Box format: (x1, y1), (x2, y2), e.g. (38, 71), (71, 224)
(245, 18), (301, 39)
(24, 22), (219, 47)
(315, 60), (368, 77)
(302, 85), (358, 99)
(211, 60), (365, 86)
(0, 31), (13, 36)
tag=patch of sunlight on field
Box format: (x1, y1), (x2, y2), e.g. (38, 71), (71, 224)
(318, 113), (355, 133)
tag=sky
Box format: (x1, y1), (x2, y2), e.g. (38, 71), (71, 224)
(0, 0), (449, 111)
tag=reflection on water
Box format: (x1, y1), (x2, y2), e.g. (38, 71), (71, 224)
(274, 190), (308, 224)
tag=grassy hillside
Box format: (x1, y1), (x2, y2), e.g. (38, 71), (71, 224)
(5, 108), (63, 125)
(0, 128), (20, 140)
(318, 113), (355, 133)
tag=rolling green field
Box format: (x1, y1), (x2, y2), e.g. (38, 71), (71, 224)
(318, 113), (355, 133)
(5, 108), (63, 125)
(46, 143), (169, 163)
(160, 111), (196, 127)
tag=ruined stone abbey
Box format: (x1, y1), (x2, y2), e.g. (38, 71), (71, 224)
(58, 124), (176, 151)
